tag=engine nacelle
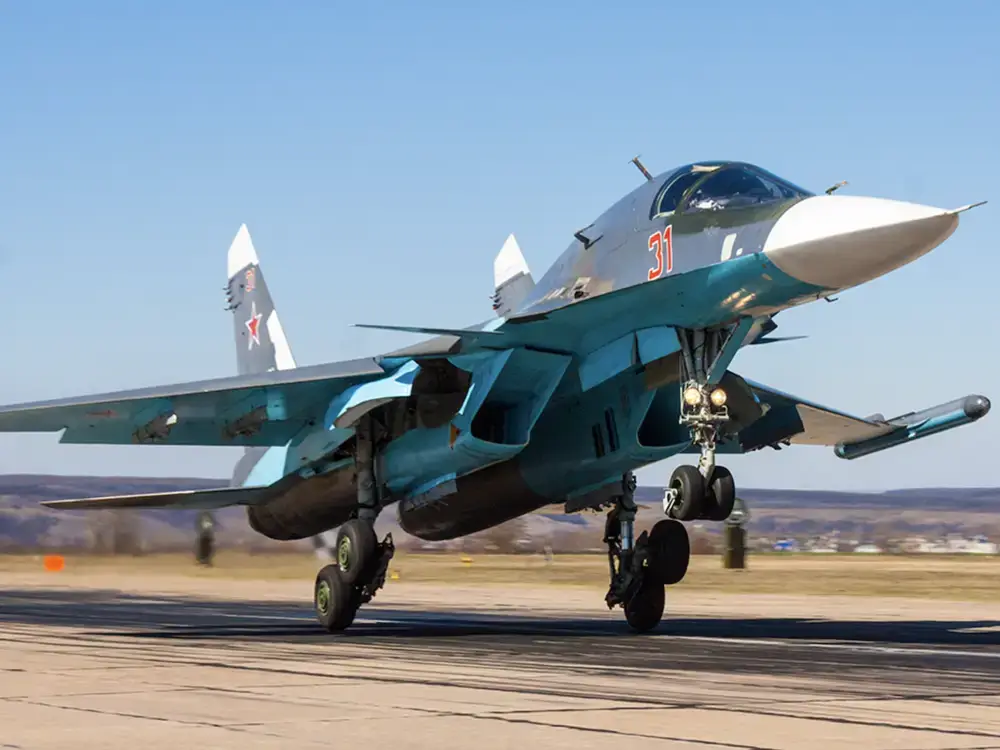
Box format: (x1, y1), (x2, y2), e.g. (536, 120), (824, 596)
(245, 347), (571, 543)
(245, 455), (551, 542)
(246, 467), (357, 541)
(396, 458), (550, 541)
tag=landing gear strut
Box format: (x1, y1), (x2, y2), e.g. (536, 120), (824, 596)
(314, 415), (396, 632)
(604, 472), (690, 633)
(663, 327), (739, 523)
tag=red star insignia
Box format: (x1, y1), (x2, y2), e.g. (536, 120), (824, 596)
(245, 301), (262, 349)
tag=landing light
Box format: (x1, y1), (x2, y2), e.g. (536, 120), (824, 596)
(683, 387), (702, 406)
(710, 388), (727, 407)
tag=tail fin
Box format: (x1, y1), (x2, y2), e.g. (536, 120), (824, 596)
(225, 224), (296, 489)
(226, 224), (296, 375)
(224, 225), (334, 560)
(491, 234), (535, 317)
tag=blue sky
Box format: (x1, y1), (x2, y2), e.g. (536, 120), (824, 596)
(1, 1), (998, 489)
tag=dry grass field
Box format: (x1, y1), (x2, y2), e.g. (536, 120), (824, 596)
(2, 551), (998, 601)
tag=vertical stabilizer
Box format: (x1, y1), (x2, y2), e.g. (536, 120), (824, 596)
(491, 234), (535, 317)
(226, 224), (296, 375)
(226, 224), (295, 490)
(223, 225), (335, 560)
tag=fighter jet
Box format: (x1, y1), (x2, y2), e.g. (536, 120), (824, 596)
(0, 159), (989, 633)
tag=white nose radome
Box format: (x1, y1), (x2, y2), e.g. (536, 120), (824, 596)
(762, 195), (960, 290)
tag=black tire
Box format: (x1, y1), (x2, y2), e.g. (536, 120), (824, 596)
(625, 582), (665, 633)
(336, 519), (378, 585)
(704, 465), (736, 522)
(646, 518), (690, 586)
(314, 564), (360, 632)
(668, 465), (704, 521)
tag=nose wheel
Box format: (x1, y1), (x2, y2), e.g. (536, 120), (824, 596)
(704, 465), (736, 521)
(664, 463), (736, 522)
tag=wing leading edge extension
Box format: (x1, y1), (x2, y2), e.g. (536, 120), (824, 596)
(734, 377), (990, 458)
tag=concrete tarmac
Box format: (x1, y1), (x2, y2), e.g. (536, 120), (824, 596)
(1, 581), (999, 750)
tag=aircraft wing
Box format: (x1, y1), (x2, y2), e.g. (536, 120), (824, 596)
(734, 377), (990, 457)
(740, 379), (894, 447)
(40, 485), (272, 510)
(0, 357), (390, 446)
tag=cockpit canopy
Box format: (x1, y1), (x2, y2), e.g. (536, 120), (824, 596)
(651, 162), (813, 218)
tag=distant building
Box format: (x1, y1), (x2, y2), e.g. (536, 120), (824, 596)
(913, 535), (999, 554)
(967, 535), (999, 554)
(853, 544), (883, 554)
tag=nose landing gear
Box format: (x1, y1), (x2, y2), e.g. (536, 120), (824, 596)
(662, 327), (741, 524)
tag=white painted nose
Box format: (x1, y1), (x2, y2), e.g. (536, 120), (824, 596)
(762, 195), (960, 290)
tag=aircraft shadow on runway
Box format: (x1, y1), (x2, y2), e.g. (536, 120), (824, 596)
(1, 589), (999, 649)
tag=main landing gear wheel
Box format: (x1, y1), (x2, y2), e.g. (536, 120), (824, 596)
(666, 465), (704, 521)
(315, 564), (360, 633)
(603, 472), (686, 634)
(625, 580), (665, 633)
(646, 519), (690, 586)
(336, 518), (378, 585)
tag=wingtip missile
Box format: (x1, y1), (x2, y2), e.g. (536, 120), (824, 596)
(834, 394), (991, 460)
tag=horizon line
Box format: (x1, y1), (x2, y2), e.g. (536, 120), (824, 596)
(0, 472), (995, 494)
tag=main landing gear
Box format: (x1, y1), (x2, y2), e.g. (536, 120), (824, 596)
(604, 327), (744, 631)
(663, 328), (738, 524)
(604, 472), (690, 633)
(314, 415), (395, 633)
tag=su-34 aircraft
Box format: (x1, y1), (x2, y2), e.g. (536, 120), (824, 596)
(0, 159), (991, 632)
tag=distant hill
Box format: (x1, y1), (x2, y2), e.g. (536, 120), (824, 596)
(1, 474), (998, 552)
(634, 485), (1000, 511)
(0, 475), (235, 553)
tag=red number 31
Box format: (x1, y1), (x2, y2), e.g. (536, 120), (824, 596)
(647, 225), (673, 281)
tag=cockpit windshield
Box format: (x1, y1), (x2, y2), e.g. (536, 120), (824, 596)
(651, 162), (812, 217)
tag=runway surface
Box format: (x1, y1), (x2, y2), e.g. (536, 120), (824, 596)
(2, 584), (999, 749)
